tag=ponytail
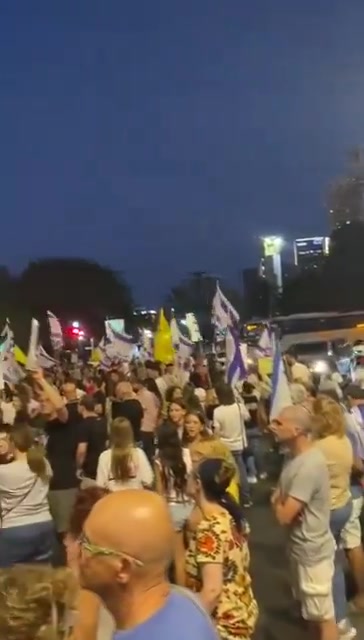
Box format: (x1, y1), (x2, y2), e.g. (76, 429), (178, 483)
(27, 442), (50, 481)
(219, 492), (245, 533)
(11, 424), (51, 481)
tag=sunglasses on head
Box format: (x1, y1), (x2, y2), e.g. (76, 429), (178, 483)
(79, 533), (144, 567)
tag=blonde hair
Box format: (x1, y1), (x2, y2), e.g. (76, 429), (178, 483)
(0, 565), (77, 640)
(312, 395), (346, 439)
(11, 424), (50, 481)
(110, 418), (135, 481)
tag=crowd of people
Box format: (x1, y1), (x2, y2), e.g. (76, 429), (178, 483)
(0, 351), (363, 640)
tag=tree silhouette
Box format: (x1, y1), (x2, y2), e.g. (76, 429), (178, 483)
(17, 258), (134, 339)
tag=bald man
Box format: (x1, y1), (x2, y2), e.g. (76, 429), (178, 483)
(270, 406), (337, 640)
(79, 489), (218, 640)
(111, 382), (143, 441)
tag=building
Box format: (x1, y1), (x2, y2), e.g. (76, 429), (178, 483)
(259, 236), (283, 291)
(242, 267), (269, 318)
(328, 148), (364, 229)
(294, 236), (330, 271)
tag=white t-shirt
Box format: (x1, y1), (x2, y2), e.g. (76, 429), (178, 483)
(0, 401), (16, 426)
(155, 447), (192, 503)
(96, 447), (154, 491)
(291, 362), (311, 384)
(213, 402), (250, 451)
(0, 460), (52, 528)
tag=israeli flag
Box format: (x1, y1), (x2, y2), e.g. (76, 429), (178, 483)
(0, 320), (14, 356)
(140, 330), (154, 361)
(104, 325), (136, 361)
(47, 311), (63, 351)
(270, 335), (292, 420)
(257, 325), (272, 356)
(170, 318), (194, 361)
(225, 325), (247, 387)
(212, 283), (240, 330)
(37, 345), (57, 369)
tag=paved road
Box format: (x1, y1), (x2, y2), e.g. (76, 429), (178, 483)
(250, 483), (364, 639)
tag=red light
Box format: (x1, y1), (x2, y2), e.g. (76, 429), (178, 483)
(72, 328), (79, 335)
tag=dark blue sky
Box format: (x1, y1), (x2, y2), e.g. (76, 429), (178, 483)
(1, 1), (364, 305)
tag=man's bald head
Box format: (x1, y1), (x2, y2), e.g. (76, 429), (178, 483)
(271, 404), (312, 442)
(85, 489), (174, 567)
(280, 405), (312, 430)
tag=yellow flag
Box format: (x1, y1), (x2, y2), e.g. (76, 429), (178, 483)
(14, 345), (27, 365)
(90, 348), (101, 362)
(153, 309), (174, 364)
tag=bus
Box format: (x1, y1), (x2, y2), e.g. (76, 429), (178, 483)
(272, 311), (364, 351)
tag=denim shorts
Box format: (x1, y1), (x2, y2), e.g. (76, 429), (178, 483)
(0, 520), (55, 567)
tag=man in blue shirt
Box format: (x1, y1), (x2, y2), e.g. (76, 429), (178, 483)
(79, 489), (218, 640)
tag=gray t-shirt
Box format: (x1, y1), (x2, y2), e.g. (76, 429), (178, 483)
(279, 447), (334, 565)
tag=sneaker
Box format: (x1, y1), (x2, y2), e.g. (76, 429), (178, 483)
(338, 619), (357, 639)
(247, 476), (258, 484)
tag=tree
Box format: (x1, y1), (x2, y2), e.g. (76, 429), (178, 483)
(280, 270), (324, 315)
(17, 258), (134, 339)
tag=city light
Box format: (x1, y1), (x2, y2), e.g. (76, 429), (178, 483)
(72, 321), (80, 328)
(261, 236), (284, 257)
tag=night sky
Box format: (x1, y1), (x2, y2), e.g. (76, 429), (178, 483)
(1, 1), (364, 305)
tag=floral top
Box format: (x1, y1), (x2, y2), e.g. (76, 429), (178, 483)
(185, 511), (258, 640)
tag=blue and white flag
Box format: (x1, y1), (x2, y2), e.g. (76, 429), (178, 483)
(140, 330), (153, 361)
(3, 353), (24, 384)
(257, 325), (272, 356)
(225, 325), (247, 387)
(270, 335), (292, 420)
(0, 320), (14, 356)
(105, 319), (125, 341)
(170, 318), (194, 361)
(37, 345), (57, 370)
(47, 311), (63, 351)
(26, 318), (40, 371)
(212, 283), (240, 330)
(104, 324), (136, 361)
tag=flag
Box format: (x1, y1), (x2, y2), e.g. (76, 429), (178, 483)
(0, 320), (14, 356)
(105, 319), (125, 340)
(270, 336), (292, 420)
(3, 354), (24, 384)
(185, 313), (202, 342)
(170, 318), (194, 364)
(140, 330), (154, 361)
(103, 327), (136, 362)
(225, 325), (247, 387)
(154, 309), (174, 364)
(212, 283), (240, 330)
(47, 311), (63, 351)
(37, 345), (57, 369)
(26, 318), (40, 371)
(256, 325), (272, 356)
(14, 345), (27, 365)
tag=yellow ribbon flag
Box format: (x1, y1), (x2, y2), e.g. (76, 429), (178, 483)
(14, 345), (27, 365)
(153, 309), (174, 364)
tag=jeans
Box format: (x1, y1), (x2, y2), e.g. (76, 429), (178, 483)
(231, 451), (251, 504)
(330, 501), (352, 623)
(0, 520), (55, 567)
(139, 432), (155, 464)
(245, 427), (265, 477)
